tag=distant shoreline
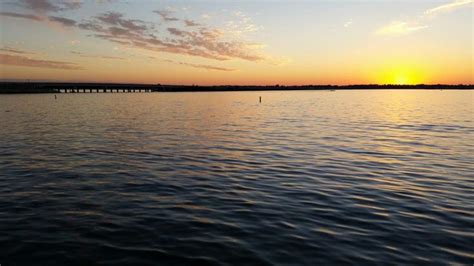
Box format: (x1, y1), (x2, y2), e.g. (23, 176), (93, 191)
(0, 82), (472, 94)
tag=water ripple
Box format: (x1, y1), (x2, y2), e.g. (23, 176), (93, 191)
(0, 90), (473, 265)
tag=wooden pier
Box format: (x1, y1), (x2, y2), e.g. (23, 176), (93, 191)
(0, 82), (156, 94)
(61, 88), (152, 93)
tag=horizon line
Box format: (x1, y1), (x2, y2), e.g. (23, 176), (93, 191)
(0, 80), (473, 87)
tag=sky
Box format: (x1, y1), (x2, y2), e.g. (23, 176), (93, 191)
(0, 0), (472, 85)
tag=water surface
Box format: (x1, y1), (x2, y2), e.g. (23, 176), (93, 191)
(0, 90), (473, 265)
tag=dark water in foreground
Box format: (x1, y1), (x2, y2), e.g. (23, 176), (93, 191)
(0, 90), (473, 265)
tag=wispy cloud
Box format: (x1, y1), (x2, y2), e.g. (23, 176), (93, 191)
(49, 15), (76, 26)
(0, 46), (36, 55)
(0, 11), (77, 27)
(95, 0), (117, 4)
(344, 20), (353, 28)
(1, 7), (272, 64)
(96, 12), (147, 32)
(70, 51), (124, 60)
(154, 10), (179, 22)
(184, 19), (200, 27)
(0, 53), (82, 70)
(226, 11), (263, 36)
(17, 0), (82, 13)
(425, 0), (472, 16)
(0, 11), (41, 21)
(163, 59), (236, 71)
(75, 11), (266, 62)
(376, 21), (428, 35)
(376, 0), (472, 36)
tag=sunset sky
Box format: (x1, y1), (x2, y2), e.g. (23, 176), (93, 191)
(0, 0), (472, 85)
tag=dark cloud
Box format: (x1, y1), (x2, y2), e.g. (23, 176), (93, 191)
(108, 26), (131, 36)
(0, 12), (76, 27)
(49, 16), (76, 26)
(0, 53), (82, 70)
(20, 0), (59, 12)
(18, 0), (82, 13)
(154, 10), (179, 22)
(62, 1), (82, 10)
(96, 12), (147, 32)
(95, 0), (116, 3)
(184, 19), (200, 27)
(0, 11), (42, 21)
(167, 27), (187, 37)
(0, 11), (76, 27)
(77, 21), (103, 31)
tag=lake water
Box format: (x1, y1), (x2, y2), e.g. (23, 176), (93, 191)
(0, 90), (473, 265)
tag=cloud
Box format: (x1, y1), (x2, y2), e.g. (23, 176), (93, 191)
(0, 46), (35, 55)
(344, 20), (353, 28)
(96, 12), (147, 32)
(425, 0), (473, 16)
(154, 10), (179, 22)
(77, 12), (266, 62)
(163, 59), (236, 71)
(184, 19), (200, 27)
(95, 0), (117, 3)
(376, 21), (428, 35)
(19, 0), (59, 12)
(98, 55), (123, 60)
(167, 27), (187, 36)
(0, 53), (82, 70)
(0, 11), (77, 27)
(376, 0), (472, 36)
(0, 11), (42, 21)
(63, 0), (82, 10)
(49, 15), (76, 26)
(17, 0), (82, 13)
(226, 11), (263, 36)
(70, 51), (124, 60)
(1, 8), (270, 63)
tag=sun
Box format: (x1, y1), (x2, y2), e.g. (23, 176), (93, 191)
(392, 73), (411, 85)
(377, 67), (423, 85)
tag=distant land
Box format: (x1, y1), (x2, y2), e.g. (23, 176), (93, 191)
(0, 82), (472, 94)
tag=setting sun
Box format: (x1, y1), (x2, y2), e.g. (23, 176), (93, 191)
(391, 74), (406, 84)
(391, 72), (417, 85)
(376, 66), (425, 85)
